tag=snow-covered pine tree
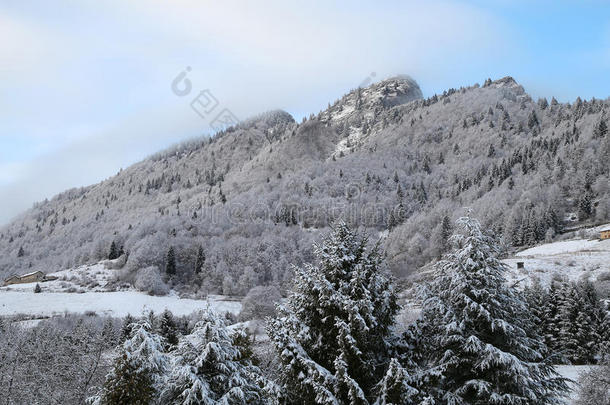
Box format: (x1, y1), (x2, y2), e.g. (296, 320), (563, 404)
(413, 216), (568, 404)
(574, 280), (602, 364)
(543, 280), (562, 355)
(523, 278), (548, 352)
(374, 358), (419, 405)
(121, 314), (136, 342)
(158, 309), (179, 349)
(108, 241), (118, 260)
(98, 352), (156, 405)
(98, 321), (169, 404)
(267, 222), (411, 404)
(194, 245), (205, 275)
(599, 305), (610, 361)
(557, 282), (582, 364)
(166, 246), (177, 276)
(162, 309), (273, 404)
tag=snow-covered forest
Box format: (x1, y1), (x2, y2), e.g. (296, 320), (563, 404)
(2, 77), (610, 403)
(1, 219), (608, 404)
(2, 76), (610, 299)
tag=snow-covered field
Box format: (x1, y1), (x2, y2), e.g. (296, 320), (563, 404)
(0, 261), (241, 318)
(504, 236), (610, 287)
(0, 290), (240, 318)
(2, 261), (122, 293)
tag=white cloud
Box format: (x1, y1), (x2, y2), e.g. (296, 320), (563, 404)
(0, 0), (514, 225)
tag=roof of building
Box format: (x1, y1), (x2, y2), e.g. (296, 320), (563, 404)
(19, 271), (45, 278)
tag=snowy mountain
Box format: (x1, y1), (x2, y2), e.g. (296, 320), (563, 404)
(2, 75), (610, 297)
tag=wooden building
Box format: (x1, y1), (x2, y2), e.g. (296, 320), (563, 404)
(601, 228), (610, 240)
(3, 271), (48, 286)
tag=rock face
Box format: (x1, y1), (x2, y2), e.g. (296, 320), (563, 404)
(1, 75), (608, 295)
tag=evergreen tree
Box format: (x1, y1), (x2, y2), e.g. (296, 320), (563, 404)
(162, 309), (273, 404)
(439, 215), (452, 254)
(267, 222), (408, 404)
(413, 216), (568, 404)
(100, 321), (169, 404)
(374, 358), (418, 405)
(523, 279), (548, 347)
(578, 190), (594, 220)
(17, 246), (24, 257)
(574, 280), (602, 364)
(157, 309), (179, 348)
(100, 353), (155, 405)
(599, 306), (610, 361)
(194, 245), (205, 275)
(121, 314), (136, 342)
(557, 282), (582, 363)
(109, 241), (119, 260)
(543, 281), (562, 354)
(593, 118), (608, 139)
(165, 246), (176, 276)
(528, 110), (539, 129)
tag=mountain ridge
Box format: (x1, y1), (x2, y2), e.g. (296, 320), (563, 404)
(2, 75), (609, 297)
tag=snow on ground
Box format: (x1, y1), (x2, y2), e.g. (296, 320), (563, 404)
(504, 237), (610, 288)
(555, 365), (598, 404)
(515, 239), (607, 257)
(1, 261), (123, 293)
(0, 260), (242, 318)
(0, 290), (241, 318)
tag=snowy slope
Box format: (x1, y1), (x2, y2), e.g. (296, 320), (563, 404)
(1, 261), (120, 292)
(0, 261), (241, 318)
(504, 233), (610, 287)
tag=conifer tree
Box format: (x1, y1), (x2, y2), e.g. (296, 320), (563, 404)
(523, 279), (548, 347)
(194, 245), (205, 275)
(374, 359), (418, 405)
(162, 309), (272, 404)
(157, 309), (179, 348)
(100, 352), (155, 405)
(109, 241), (118, 260)
(121, 314), (136, 342)
(413, 216), (568, 404)
(165, 246), (176, 276)
(557, 282), (582, 363)
(267, 222), (408, 404)
(543, 281), (562, 353)
(99, 321), (169, 404)
(593, 118), (608, 139)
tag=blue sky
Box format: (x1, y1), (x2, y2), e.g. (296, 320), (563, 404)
(0, 0), (609, 224)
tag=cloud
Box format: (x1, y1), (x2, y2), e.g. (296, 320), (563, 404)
(0, 0), (514, 225)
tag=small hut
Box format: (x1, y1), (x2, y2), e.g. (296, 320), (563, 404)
(3, 271), (48, 286)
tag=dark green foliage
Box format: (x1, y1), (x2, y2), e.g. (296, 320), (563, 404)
(525, 279), (607, 365)
(165, 246), (176, 276)
(157, 309), (178, 348)
(109, 241), (119, 260)
(194, 245), (205, 274)
(593, 118), (608, 139)
(121, 314), (136, 342)
(268, 223), (405, 404)
(100, 353), (155, 405)
(413, 217), (569, 404)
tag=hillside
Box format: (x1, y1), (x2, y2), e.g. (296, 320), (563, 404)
(2, 75), (610, 296)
